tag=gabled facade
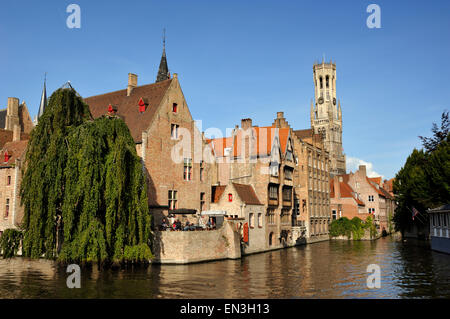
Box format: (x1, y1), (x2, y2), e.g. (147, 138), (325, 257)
(84, 72), (212, 226)
(210, 182), (265, 254)
(208, 116), (301, 249)
(0, 130), (28, 234)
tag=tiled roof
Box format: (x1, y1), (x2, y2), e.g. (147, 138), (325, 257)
(369, 177), (382, 186)
(379, 186), (393, 200)
(206, 137), (233, 157)
(293, 129), (313, 140)
(366, 177), (386, 197)
(211, 185), (226, 203)
(0, 139), (28, 167)
(0, 129), (13, 149)
(233, 126), (281, 157)
(84, 79), (172, 143)
(330, 179), (365, 206)
(232, 183), (263, 205)
(277, 127), (290, 154)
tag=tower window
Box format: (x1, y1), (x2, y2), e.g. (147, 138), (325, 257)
(326, 75), (329, 88)
(319, 77), (323, 89)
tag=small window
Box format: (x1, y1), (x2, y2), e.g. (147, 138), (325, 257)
(5, 198), (9, 218)
(168, 190), (177, 210)
(172, 103), (178, 113)
(249, 213), (254, 228)
(183, 158), (192, 181)
(7, 176), (11, 186)
(228, 193), (232, 202)
(200, 192), (205, 212)
(200, 161), (204, 181)
(258, 213), (262, 227)
(171, 124), (179, 140)
(332, 210), (337, 220)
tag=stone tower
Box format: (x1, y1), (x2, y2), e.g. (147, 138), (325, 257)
(310, 60), (346, 176)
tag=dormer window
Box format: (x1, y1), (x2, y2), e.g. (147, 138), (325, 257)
(138, 98), (148, 113)
(172, 103), (178, 113)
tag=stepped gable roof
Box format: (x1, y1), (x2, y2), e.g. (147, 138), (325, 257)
(83, 79), (172, 143)
(232, 183), (263, 206)
(0, 139), (28, 167)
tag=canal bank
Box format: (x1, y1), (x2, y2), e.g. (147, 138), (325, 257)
(1, 236), (450, 298)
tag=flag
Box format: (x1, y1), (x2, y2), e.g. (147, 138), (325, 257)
(412, 206), (420, 220)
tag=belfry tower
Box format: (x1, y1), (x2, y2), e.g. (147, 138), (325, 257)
(310, 60), (346, 176)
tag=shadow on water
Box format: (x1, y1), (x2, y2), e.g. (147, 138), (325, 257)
(1, 236), (449, 298)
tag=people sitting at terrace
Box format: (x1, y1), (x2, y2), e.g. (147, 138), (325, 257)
(183, 221), (191, 231)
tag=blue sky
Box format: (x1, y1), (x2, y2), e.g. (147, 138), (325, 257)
(1, 0), (449, 179)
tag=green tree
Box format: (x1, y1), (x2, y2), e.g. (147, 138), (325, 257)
(19, 87), (152, 264)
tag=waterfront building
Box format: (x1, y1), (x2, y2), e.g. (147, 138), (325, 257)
(0, 95), (34, 234)
(84, 45), (213, 226)
(210, 182), (266, 254)
(330, 165), (394, 233)
(208, 116), (301, 249)
(428, 204), (450, 254)
(272, 112), (331, 241)
(310, 60), (346, 177)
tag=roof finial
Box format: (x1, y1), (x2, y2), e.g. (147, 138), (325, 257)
(163, 28), (166, 55)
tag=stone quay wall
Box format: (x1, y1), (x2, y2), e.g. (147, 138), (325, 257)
(152, 221), (241, 264)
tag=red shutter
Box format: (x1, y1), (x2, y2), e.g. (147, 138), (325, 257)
(108, 104), (113, 112)
(228, 193), (232, 202)
(243, 223), (249, 243)
(138, 98), (146, 112)
(4, 151), (9, 163)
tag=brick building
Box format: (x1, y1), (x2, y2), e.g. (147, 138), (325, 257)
(208, 116), (301, 249)
(84, 49), (213, 227)
(292, 128), (331, 241)
(0, 96), (33, 234)
(210, 182), (266, 254)
(330, 165), (395, 233)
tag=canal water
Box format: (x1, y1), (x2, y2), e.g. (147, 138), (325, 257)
(0, 236), (449, 299)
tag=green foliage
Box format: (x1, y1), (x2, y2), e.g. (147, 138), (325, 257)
(329, 216), (376, 240)
(19, 87), (152, 265)
(393, 136), (449, 233)
(0, 229), (23, 258)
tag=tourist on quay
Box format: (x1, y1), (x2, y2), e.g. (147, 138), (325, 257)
(183, 221), (191, 231)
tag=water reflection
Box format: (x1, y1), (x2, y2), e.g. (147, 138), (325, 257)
(0, 237), (449, 298)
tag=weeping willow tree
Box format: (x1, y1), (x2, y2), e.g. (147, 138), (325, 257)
(20, 87), (152, 264)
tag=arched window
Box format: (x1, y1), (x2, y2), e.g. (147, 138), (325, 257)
(269, 232), (274, 246)
(326, 75), (329, 88)
(258, 213), (262, 227)
(319, 77), (323, 89)
(249, 213), (254, 228)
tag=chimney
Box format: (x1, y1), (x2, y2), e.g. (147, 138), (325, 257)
(13, 125), (20, 142)
(277, 111), (284, 119)
(7, 97), (19, 116)
(358, 165), (367, 177)
(127, 73), (137, 96)
(334, 175), (341, 198)
(241, 118), (252, 130)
